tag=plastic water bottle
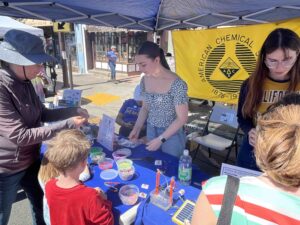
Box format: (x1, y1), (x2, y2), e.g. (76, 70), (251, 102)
(178, 149), (192, 185)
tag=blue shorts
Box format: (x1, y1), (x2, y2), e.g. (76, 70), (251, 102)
(147, 123), (186, 158)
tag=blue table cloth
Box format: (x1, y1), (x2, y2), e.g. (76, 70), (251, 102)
(41, 141), (210, 225)
(86, 141), (210, 225)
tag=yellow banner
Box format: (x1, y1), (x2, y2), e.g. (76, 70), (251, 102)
(172, 18), (300, 104)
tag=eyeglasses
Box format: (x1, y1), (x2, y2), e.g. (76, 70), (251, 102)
(264, 56), (298, 69)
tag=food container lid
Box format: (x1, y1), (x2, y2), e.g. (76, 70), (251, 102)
(100, 169), (118, 180)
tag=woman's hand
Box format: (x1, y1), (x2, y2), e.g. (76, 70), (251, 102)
(248, 128), (257, 147)
(76, 107), (89, 119)
(72, 116), (87, 128)
(129, 127), (140, 141)
(146, 137), (162, 151)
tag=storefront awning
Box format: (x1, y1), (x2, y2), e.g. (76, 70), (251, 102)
(19, 19), (53, 27)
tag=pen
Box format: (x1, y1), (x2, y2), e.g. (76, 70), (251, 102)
(155, 169), (161, 194)
(104, 182), (119, 192)
(104, 181), (120, 185)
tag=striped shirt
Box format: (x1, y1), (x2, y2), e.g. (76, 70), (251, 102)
(202, 175), (300, 225)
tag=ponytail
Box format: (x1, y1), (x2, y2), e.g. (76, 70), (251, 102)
(138, 41), (170, 70)
(159, 48), (170, 70)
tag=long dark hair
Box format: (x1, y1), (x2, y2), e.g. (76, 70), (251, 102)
(138, 41), (170, 70)
(243, 28), (300, 118)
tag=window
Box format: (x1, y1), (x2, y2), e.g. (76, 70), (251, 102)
(95, 31), (147, 63)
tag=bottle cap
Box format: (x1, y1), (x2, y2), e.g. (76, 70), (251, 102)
(183, 149), (189, 156)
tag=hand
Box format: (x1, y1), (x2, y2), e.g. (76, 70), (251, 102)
(94, 187), (107, 200)
(248, 128), (257, 147)
(72, 116), (87, 128)
(129, 127), (140, 142)
(76, 107), (89, 119)
(146, 137), (162, 151)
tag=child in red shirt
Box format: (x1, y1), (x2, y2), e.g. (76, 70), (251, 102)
(45, 129), (114, 225)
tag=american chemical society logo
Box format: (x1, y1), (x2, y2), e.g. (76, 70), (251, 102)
(198, 34), (257, 100)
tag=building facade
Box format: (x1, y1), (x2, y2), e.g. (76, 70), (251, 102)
(87, 26), (149, 75)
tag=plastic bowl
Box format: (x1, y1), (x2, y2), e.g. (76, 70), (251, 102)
(116, 159), (133, 170)
(119, 184), (139, 205)
(90, 146), (103, 155)
(119, 165), (135, 181)
(112, 148), (132, 161)
(90, 152), (106, 164)
(98, 158), (114, 170)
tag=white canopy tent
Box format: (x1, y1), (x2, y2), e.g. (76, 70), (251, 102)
(0, 15), (43, 37)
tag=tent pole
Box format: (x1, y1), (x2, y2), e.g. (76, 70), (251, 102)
(58, 32), (69, 88)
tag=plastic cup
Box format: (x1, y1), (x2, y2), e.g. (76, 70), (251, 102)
(90, 146), (103, 154)
(116, 159), (133, 170)
(118, 165), (135, 181)
(116, 159), (134, 180)
(90, 151), (105, 164)
(98, 158), (114, 170)
(119, 184), (139, 205)
(112, 148), (131, 161)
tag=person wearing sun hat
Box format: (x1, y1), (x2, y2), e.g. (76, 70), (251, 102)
(0, 30), (89, 225)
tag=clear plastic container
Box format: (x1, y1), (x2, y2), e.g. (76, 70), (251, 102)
(112, 148), (131, 161)
(98, 158), (114, 170)
(90, 146), (103, 154)
(150, 190), (172, 211)
(116, 159), (133, 170)
(119, 184), (139, 205)
(90, 152), (106, 164)
(118, 165), (135, 181)
(116, 159), (135, 180)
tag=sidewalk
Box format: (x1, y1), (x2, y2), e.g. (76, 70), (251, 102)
(49, 69), (142, 125)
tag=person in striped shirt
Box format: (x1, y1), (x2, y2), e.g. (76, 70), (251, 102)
(191, 95), (300, 225)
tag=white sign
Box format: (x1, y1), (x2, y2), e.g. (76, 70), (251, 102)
(220, 163), (262, 178)
(97, 114), (115, 151)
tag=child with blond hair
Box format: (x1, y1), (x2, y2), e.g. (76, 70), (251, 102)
(38, 148), (92, 224)
(45, 129), (113, 225)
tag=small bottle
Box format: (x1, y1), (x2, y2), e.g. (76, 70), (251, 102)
(178, 149), (192, 185)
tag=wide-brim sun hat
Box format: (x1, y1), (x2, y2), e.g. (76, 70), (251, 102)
(0, 29), (57, 66)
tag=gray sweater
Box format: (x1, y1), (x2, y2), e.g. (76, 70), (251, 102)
(0, 69), (78, 174)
